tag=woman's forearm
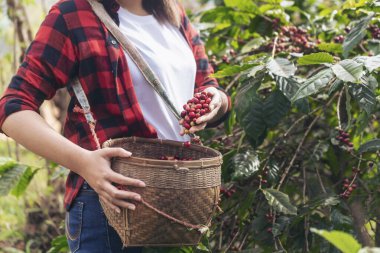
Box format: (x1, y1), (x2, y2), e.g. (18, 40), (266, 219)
(2, 110), (145, 211)
(1, 110), (89, 175)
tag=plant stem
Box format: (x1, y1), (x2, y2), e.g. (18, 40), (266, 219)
(277, 94), (337, 190)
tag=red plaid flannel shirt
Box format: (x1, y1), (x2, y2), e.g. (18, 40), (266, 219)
(0, 0), (230, 210)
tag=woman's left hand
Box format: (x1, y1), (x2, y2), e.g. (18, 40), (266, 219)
(180, 87), (229, 135)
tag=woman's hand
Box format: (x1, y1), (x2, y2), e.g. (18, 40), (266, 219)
(78, 148), (145, 213)
(1, 111), (144, 214)
(180, 87), (229, 135)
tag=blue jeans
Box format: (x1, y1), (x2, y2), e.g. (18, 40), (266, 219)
(65, 181), (143, 253)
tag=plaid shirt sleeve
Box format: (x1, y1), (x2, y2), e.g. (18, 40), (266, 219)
(179, 7), (231, 127)
(0, 4), (77, 131)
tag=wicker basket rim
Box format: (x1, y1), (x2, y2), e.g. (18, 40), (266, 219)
(102, 137), (223, 167)
(112, 156), (222, 169)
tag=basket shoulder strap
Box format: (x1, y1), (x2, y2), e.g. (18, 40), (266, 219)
(86, 0), (181, 121)
(72, 78), (95, 124)
(71, 77), (101, 149)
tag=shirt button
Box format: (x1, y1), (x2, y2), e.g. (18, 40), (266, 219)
(111, 39), (117, 45)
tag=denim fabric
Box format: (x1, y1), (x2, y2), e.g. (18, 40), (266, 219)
(65, 182), (143, 253)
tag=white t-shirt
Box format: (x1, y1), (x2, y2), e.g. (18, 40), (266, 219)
(117, 7), (197, 141)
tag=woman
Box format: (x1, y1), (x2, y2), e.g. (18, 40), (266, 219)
(0, 0), (230, 252)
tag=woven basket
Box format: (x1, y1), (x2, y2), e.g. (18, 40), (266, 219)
(100, 137), (222, 247)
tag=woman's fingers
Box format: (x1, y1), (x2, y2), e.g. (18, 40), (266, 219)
(99, 195), (122, 213)
(208, 90), (222, 110)
(104, 182), (142, 201)
(189, 122), (207, 133)
(99, 147), (132, 158)
(100, 192), (136, 211)
(110, 198), (136, 210)
(108, 170), (146, 187)
(100, 183), (140, 211)
(196, 105), (220, 125)
(196, 90), (222, 125)
(179, 88), (226, 135)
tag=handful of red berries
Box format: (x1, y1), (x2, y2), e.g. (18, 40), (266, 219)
(180, 91), (214, 135)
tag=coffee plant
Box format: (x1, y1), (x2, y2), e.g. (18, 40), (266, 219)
(2, 0), (380, 252)
(192, 0), (380, 252)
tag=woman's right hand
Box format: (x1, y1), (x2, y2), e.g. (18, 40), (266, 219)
(78, 148), (145, 213)
(1, 111), (145, 214)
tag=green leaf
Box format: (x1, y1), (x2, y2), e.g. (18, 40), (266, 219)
(10, 167), (39, 197)
(331, 209), (352, 227)
(297, 52), (334, 65)
(357, 111), (370, 133)
(367, 39), (380, 55)
(235, 74), (267, 147)
(294, 98), (310, 113)
(224, 0), (257, 10)
(301, 194), (340, 214)
(47, 235), (69, 253)
(353, 55), (380, 75)
(317, 42), (343, 54)
(262, 188), (297, 215)
(237, 191), (256, 219)
(342, 0), (367, 9)
(248, 65), (266, 78)
(230, 150), (260, 180)
(1, 248), (25, 253)
(266, 58), (297, 78)
(349, 83), (377, 115)
(212, 64), (254, 78)
(310, 228), (362, 253)
(266, 162), (280, 183)
(272, 216), (291, 237)
(200, 7), (234, 24)
(275, 76), (300, 101)
(338, 86), (352, 130)
(364, 55), (380, 72)
(358, 247), (380, 253)
(328, 79), (344, 96)
(241, 38), (266, 54)
(362, 75), (379, 90)
(0, 165), (27, 196)
(0, 157), (17, 174)
(343, 14), (374, 57)
(280, 0), (294, 7)
(263, 89), (291, 128)
(196, 243), (209, 252)
(310, 141), (330, 162)
(332, 59), (364, 83)
(358, 139), (380, 153)
(292, 68), (335, 102)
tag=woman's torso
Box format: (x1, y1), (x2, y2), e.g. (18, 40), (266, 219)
(117, 7), (196, 141)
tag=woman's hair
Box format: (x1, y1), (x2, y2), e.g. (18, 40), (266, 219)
(142, 0), (181, 27)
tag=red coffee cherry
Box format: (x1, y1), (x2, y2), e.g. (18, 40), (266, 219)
(183, 122), (191, 130)
(189, 112), (196, 118)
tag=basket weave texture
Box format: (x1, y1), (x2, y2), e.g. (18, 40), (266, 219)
(100, 137), (222, 247)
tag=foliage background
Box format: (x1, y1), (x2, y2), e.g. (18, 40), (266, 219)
(1, 0), (380, 252)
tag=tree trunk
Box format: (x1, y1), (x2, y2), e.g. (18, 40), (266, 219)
(350, 200), (373, 247)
